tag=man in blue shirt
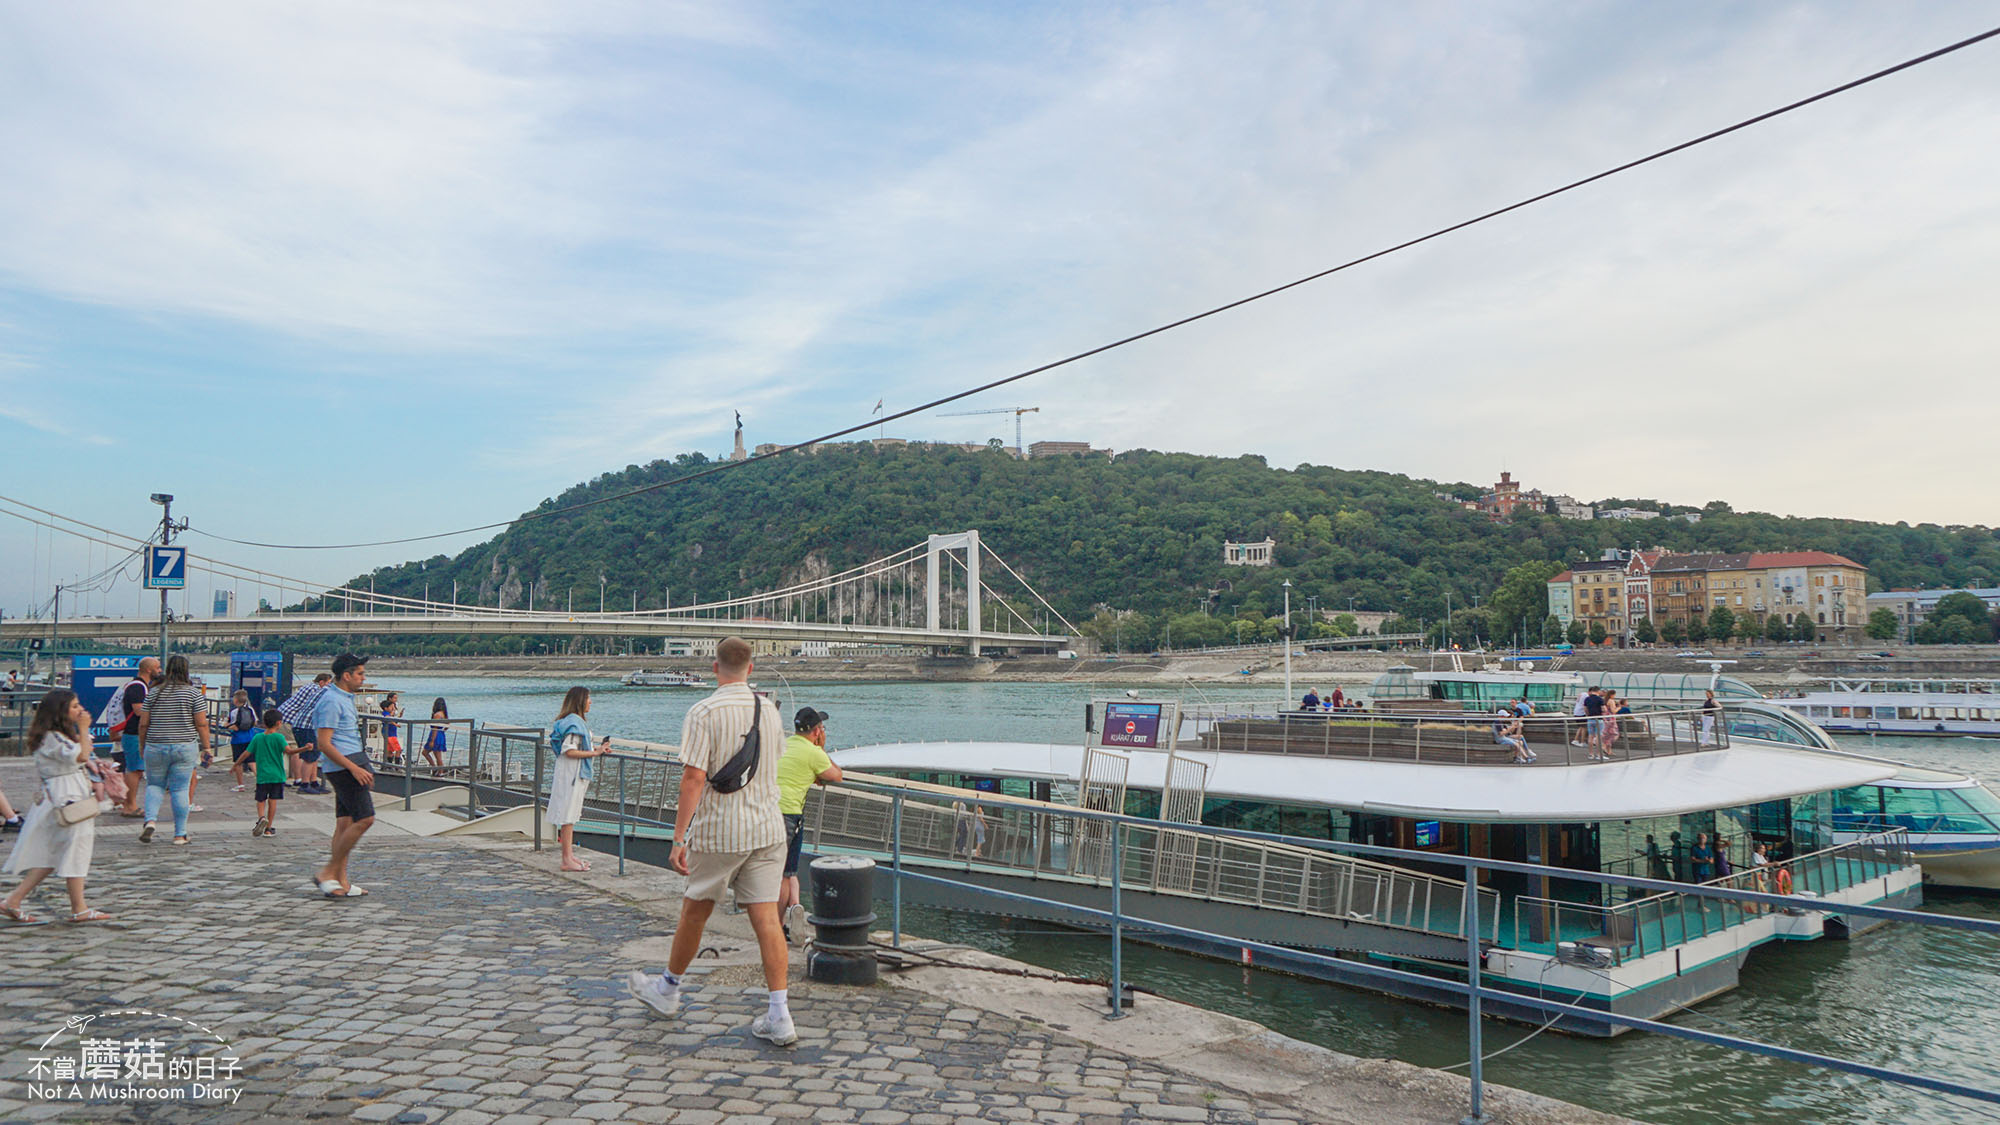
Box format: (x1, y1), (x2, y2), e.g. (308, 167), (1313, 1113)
(311, 653), (374, 898)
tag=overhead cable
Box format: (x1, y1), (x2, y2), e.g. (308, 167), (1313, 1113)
(133, 23), (2000, 553)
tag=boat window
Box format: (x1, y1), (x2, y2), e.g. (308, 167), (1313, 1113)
(1899, 707), (1920, 720)
(1725, 714), (1814, 746)
(1948, 784), (2000, 821)
(1875, 707), (1898, 721)
(1832, 786), (1882, 832)
(1879, 786), (1998, 833)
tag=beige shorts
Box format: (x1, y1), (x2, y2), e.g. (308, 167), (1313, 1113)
(685, 840), (786, 905)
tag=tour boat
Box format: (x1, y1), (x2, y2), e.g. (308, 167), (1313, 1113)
(828, 692), (1930, 1035)
(1767, 677), (2000, 738)
(620, 669), (705, 688)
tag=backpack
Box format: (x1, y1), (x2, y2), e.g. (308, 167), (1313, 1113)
(706, 694), (768, 795)
(98, 679), (144, 734)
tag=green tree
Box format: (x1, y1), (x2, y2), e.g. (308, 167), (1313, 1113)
(1588, 621), (1608, 646)
(1735, 616), (1759, 642)
(1542, 614), (1564, 646)
(1633, 617), (1658, 645)
(1794, 616), (1818, 643)
(1330, 613), (1359, 637)
(1928, 592), (1996, 642)
(1661, 618), (1688, 646)
(1865, 608), (1899, 641)
(1686, 616), (1708, 644)
(1486, 560), (1565, 649)
(1763, 614), (1788, 642)
(1707, 607), (1735, 646)
(1566, 620), (1588, 646)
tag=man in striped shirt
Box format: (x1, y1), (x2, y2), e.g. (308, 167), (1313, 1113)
(627, 637), (797, 1044)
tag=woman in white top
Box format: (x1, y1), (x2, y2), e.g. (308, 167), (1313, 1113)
(1, 690), (110, 923)
(547, 686), (611, 872)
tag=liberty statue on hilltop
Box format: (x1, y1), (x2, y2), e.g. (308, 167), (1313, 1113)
(731, 411), (746, 461)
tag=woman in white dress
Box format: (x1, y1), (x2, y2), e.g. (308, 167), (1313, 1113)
(1, 690), (111, 923)
(548, 686), (610, 873)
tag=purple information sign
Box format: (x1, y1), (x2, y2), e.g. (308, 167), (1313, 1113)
(1100, 702), (1164, 749)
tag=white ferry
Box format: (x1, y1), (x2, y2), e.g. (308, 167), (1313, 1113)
(621, 669), (705, 688)
(1768, 677), (2000, 738)
(831, 693), (1927, 1035)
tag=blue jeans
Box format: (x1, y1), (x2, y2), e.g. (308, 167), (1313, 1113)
(142, 742), (200, 836)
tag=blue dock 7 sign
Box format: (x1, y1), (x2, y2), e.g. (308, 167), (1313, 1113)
(145, 545), (187, 589)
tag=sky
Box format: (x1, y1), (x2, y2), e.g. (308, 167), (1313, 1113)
(3, 1), (1998, 618)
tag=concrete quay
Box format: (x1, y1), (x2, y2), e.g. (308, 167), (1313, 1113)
(0, 759), (1633, 1124)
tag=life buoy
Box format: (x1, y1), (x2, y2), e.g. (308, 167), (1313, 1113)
(1774, 867), (1794, 896)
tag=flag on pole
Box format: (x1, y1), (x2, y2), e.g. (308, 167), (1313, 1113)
(872, 398), (884, 414)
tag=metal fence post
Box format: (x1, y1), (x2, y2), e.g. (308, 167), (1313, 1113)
(617, 755), (628, 876)
(404, 728), (414, 812)
(466, 727), (478, 821)
(1108, 821), (1126, 1020)
(1463, 858), (1487, 1124)
(891, 790), (904, 949)
(531, 733), (545, 853)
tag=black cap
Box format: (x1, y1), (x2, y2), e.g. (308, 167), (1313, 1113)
(331, 653), (370, 678)
(794, 706), (830, 731)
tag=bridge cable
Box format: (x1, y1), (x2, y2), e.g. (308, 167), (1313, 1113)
(172, 22), (2000, 554)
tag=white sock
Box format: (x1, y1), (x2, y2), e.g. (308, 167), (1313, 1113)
(657, 971), (680, 995)
(768, 989), (789, 1022)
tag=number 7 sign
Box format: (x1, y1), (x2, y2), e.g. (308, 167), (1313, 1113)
(145, 545), (187, 590)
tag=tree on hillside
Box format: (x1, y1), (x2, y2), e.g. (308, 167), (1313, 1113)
(1486, 560), (1566, 648)
(1866, 608), (1899, 641)
(1661, 618), (1688, 646)
(1566, 620), (1588, 646)
(1708, 607), (1736, 646)
(1634, 617), (1658, 645)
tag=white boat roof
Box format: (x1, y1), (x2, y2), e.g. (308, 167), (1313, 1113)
(833, 740), (1901, 823)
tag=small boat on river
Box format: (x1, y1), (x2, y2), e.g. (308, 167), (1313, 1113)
(1768, 676), (2000, 738)
(621, 669), (705, 688)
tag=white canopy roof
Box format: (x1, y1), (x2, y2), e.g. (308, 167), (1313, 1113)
(832, 740), (1900, 823)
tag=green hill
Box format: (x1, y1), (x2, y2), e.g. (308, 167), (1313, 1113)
(350, 445), (1999, 649)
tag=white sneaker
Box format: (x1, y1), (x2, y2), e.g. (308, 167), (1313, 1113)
(625, 970), (681, 1019)
(751, 1010), (798, 1046)
(783, 903), (807, 939)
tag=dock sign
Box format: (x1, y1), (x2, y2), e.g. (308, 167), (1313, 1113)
(145, 545), (187, 589)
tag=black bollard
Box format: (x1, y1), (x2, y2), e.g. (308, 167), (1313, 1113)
(806, 855), (879, 985)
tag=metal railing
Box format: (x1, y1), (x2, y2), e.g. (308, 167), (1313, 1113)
(1177, 703), (1726, 766)
(361, 728), (2000, 1121)
(1512, 829), (1913, 963)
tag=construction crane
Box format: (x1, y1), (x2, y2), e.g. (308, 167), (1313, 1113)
(938, 406), (1039, 457)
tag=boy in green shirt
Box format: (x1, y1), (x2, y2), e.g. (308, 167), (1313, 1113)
(248, 708), (299, 838)
(776, 707), (842, 939)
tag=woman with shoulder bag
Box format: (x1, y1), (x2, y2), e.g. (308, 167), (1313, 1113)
(136, 655), (211, 846)
(1, 690), (112, 923)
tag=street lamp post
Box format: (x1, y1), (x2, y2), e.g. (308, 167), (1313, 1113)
(150, 493), (175, 660)
(1282, 580), (1294, 704)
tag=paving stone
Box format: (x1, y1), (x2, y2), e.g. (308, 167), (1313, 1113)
(0, 758), (1469, 1125)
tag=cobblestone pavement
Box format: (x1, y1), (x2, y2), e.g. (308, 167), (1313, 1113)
(0, 768), (1321, 1125)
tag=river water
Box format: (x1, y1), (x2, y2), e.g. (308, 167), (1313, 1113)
(373, 673), (2000, 1124)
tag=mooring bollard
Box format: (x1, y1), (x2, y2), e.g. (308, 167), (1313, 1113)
(806, 855), (879, 986)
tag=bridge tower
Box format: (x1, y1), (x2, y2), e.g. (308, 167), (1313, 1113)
(925, 531), (981, 656)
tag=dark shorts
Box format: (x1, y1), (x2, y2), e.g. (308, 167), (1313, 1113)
(254, 782), (286, 801)
(326, 770), (375, 821)
(783, 813), (805, 877)
(233, 743), (259, 763)
(298, 749), (322, 763)
(294, 727), (315, 748)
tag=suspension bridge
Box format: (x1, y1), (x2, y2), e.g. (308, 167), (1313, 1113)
(2, 497), (1073, 655)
